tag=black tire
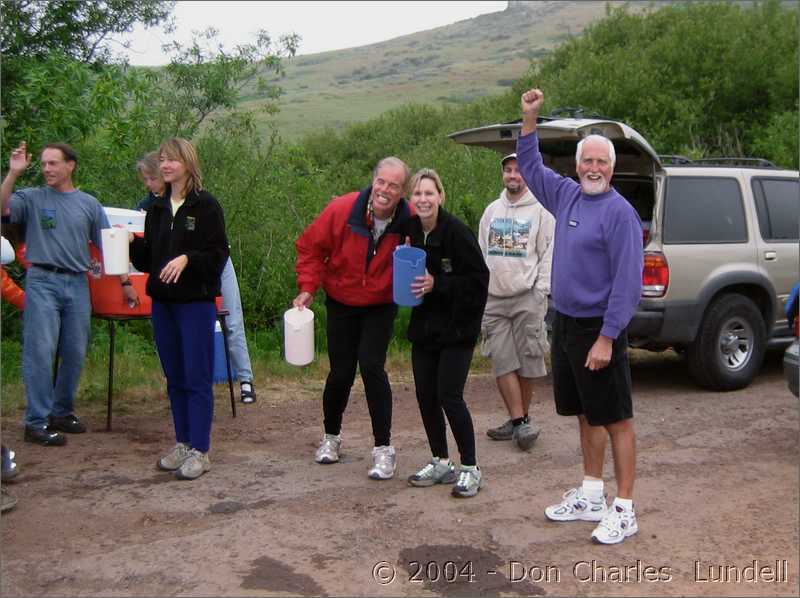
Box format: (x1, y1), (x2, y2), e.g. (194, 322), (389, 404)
(686, 294), (767, 391)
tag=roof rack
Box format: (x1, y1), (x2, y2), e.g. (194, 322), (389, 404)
(547, 106), (619, 121)
(691, 157), (777, 168)
(659, 154), (694, 165)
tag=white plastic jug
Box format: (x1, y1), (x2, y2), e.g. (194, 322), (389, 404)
(101, 228), (129, 275)
(284, 307), (315, 366)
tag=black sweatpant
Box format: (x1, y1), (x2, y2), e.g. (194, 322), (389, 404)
(322, 298), (397, 446)
(411, 342), (477, 466)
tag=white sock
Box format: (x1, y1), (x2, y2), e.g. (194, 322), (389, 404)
(582, 478), (604, 499)
(613, 497), (634, 511)
(437, 457), (450, 465)
(461, 464), (478, 471)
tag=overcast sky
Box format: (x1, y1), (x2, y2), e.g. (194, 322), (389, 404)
(123, 1), (508, 66)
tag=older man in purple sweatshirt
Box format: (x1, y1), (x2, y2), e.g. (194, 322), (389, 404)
(516, 88), (643, 545)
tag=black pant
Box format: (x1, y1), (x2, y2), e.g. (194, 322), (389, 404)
(322, 298), (398, 446)
(411, 343), (477, 466)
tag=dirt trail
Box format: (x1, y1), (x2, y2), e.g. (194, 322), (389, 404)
(1, 351), (797, 596)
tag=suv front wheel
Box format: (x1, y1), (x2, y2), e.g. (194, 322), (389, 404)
(687, 294), (767, 391)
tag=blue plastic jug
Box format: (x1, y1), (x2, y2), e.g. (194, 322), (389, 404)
(212, 321), (236, 384)
(393, 246), (426, 307)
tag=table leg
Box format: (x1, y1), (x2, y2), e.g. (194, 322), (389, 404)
(106, 320), (116, 431)
(218, 314), (236, 418)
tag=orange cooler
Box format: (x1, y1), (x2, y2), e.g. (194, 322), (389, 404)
(88, 241), (152, 316)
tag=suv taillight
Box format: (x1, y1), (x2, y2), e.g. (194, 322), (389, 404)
(642, 252), (669, 297)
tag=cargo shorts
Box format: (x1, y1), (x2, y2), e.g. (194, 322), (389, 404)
(480, 289), (549, 378)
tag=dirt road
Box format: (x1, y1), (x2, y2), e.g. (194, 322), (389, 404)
(1, 350), (797, 596)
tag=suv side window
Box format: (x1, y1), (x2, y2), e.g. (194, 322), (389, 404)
(752, 178), (799, 241)
(663, 177), (746, 244)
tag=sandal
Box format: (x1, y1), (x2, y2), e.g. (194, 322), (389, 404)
(240, 381), (256, 404)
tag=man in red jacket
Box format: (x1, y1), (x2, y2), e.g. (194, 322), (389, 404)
(294, 156), (413, 480)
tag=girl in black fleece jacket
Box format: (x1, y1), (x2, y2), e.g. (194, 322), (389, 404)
(130, 138), (228, 481)
(405, 169), (489, 498)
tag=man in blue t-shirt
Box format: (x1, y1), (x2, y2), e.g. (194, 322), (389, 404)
(516, 88), (643, 545)
(1, 142), (137, 445)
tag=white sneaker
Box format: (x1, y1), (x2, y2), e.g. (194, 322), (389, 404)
(315, 434), (341, 464)
(157, 442), (191, 471)
(591, 503), (638, 544)
(368, 445), (396, 480)
(545, 487), (607, 522)
(175, 449), (211, 480)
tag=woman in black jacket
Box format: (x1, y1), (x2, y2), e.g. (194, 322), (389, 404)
(130, 138), (229, 480)
(405, 169), (489, 498)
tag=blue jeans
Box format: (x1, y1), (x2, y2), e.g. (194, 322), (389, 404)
(152, 300), (216, 452)
(22, 267), (91, 429)
(220, 257), (253, 382)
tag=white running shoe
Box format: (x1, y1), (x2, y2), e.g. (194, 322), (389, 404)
(545, 487), (607, 522)
(368, 445), (396, 480)
(315, 434), (341, 464)
(591, 503), (638, 544)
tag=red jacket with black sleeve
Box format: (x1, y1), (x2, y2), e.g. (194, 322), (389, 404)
(295, 186), (414, 307)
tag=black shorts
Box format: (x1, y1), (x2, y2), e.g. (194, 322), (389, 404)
(550, 311), (633, 426)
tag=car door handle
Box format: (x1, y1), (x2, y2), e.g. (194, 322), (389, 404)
(764, 251), (777, 261)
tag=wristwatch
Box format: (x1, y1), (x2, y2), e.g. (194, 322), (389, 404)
(120, 279), (133, 287)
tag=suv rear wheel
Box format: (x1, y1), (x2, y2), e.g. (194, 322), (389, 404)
(687, 294), (767, 391)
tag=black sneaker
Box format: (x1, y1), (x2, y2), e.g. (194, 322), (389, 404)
(24, 426), (67, 446)
(48, 414), (87, 434)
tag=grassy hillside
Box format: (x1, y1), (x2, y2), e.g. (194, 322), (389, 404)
(245, 1), (648, 139)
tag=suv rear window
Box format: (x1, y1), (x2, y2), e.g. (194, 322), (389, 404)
(752, 178), (799, 241)
(663, 177), (747, 244)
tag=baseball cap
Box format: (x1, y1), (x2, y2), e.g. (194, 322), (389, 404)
(501, 153), (517, 166)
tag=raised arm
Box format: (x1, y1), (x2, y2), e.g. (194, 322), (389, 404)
(1, 142), (32, 216)
(520, 89), (544, 136)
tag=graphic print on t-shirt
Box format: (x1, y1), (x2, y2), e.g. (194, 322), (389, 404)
(487, 217), (531, 257)
(40, 208), (56, 230)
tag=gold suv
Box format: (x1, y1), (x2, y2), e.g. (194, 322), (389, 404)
(450, 117), (799, 390)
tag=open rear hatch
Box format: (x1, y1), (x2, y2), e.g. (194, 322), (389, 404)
(449, 118), (663, 225)
(449, 118), (662, 177)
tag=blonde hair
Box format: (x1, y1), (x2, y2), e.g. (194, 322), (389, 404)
(159, 138), (203, 195)
(136, 151), (161, 179)
(409, 168), (446, 204)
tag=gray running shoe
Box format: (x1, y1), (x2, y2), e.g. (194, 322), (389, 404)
(451, 466), (482, 498)
(157, 442), (191, 471)
(486, 419), (514, 440)
(408, 459), (457, 487)
(315, 434), (341, 464)
(368, 445), (396, 480)
(513, 421), (540, 451)
(175, 449), (211, 480)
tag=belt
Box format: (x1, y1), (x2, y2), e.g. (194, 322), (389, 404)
(32, 263), (79, 275)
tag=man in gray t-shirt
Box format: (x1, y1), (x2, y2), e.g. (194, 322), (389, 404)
(1, 142), (135, 445)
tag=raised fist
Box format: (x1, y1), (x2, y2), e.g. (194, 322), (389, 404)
(521, 89), (544, 117)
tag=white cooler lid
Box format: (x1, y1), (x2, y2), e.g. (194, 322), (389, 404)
(104, 207), (145, 233)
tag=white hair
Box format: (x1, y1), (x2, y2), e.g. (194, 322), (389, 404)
(575, 135), (616, 168)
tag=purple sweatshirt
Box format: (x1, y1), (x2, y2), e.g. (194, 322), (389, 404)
(516, 132), (643, 339)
